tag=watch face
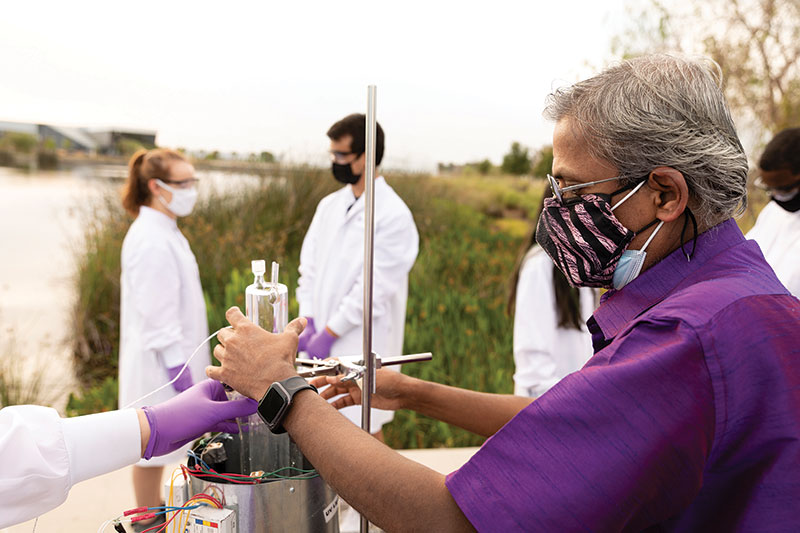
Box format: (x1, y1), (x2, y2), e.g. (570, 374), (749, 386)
(260, 385), (289, 430)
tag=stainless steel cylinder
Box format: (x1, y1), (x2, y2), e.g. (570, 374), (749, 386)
(187, 432), (340, 533)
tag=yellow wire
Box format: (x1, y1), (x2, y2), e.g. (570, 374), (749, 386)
(177, 495), (222, 532)
(167, 468), (183, 533)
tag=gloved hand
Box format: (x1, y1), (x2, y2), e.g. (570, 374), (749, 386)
(305, 328), (336, 360)
(166, 365), (194, 393)
(142, 379), (257, 459)
(296, 317), (316, 353)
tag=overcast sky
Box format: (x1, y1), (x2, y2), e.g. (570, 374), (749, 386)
(0, 1), (632, 170)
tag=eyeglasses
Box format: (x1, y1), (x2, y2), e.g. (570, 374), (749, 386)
(547, 173), (624, 204)
(329, 150), (360, 163)
(163, 177), (200, 189)
(754, 175), (800, 194)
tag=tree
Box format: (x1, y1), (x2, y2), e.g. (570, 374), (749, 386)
(613, 0), (800, 137)
(501, 142), (531, 175)
(116, 138), (145, 157)
(0, 132), (38, 153)
(477, 158), (492, 175)
(531, 146), (554, 178)
(702, 0), (800, 133)
(41, 137), (58, 152)
(259, 151), (275, 163)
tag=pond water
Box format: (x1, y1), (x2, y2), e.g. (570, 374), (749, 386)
(0, 165), (262, 409)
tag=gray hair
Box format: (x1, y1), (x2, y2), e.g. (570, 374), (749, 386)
(544, 54), (748, 226)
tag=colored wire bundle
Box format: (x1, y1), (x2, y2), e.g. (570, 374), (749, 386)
(152, 493), (223, 533)
(96, 503), (204, 533)
(182, 463), (319, 484)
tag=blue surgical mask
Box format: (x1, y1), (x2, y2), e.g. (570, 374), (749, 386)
(612, 220), (665, 289)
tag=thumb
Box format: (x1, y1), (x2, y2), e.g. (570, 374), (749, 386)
(285, 316), (307, 337)
(215, 397), (258, 420)
(206, 366), (223, 382)
(225, 306), (250, 329)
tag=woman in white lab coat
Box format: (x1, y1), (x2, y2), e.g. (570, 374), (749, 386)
(508, 202), (597, 398)
(119, 148), (210, 521)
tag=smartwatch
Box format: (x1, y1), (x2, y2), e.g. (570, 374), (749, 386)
(257, 376), (318, 434)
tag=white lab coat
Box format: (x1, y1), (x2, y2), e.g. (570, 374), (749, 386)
(512, 246), (597, 397)
(746, 200), (800, 297)
(119, 206), (210, 466)
(0, 406), (140, 528)
(297, 177), (419, 432)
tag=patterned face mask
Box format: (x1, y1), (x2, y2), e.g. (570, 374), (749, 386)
(535, 179), (655, 288)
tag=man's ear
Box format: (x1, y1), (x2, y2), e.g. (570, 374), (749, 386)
(648, 166), (689, 222)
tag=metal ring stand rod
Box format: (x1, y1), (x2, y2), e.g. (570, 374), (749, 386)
(361, 85), (378, 533)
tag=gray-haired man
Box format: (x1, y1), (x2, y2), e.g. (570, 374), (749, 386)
(209, 55), (800, 532)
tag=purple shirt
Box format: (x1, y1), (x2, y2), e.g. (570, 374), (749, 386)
(446, 219), (800, 531)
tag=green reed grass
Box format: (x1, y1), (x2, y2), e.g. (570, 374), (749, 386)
(70, 168), (542, 448)
(0, 329), (60, 407)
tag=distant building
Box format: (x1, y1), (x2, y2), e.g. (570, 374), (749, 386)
(0, 121), (37, 136)
(0, 120), (157, 154)
(89, 128), (157, 155)
(39, 124), (98, 152)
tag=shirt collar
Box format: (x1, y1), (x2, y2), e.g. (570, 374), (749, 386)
(138, 205), (178, 229)
(593, 218), (744, 341)
(344, 176), (384, 217)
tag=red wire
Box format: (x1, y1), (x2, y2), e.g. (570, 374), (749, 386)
(139, 494), (223, 533)
(185, 463), (258, 479)
(181, 464), (257, 485)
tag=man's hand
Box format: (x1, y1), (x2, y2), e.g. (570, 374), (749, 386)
(206, 307), (305, 400)
(309, 368), (409, 411)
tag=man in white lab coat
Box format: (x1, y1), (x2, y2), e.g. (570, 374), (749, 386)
(296, 113), (419, 440)
(746, 127), (800, 297)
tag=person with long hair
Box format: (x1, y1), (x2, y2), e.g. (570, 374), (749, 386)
(507, 196), (597, 397)
(119, 148), (210, 530)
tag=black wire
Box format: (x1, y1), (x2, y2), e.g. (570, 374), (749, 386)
(680, 207), (698, 261)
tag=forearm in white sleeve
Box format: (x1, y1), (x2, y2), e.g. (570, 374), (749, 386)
(159, 341), (189, 369)
(0, 406), (140, 528)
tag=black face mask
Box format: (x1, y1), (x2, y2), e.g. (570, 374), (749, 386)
(773, 191), (800, 213)
(332, 162), (361, 184)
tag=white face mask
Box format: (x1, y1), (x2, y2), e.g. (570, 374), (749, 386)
(155, 179), (198, 217)
(612, 220), (665, 290)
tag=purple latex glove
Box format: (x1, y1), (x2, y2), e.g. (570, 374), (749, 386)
(305, 328), (336, 360)
(167, 364), (194, 393)
(141, 379), (257, 459)
(296, 317), (316, 353)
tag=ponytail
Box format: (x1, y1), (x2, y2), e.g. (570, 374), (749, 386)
(121, 148), (187, 216)
(122, 150), (149, 216)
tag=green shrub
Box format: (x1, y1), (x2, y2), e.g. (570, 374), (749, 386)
(66, 377), (118, 416)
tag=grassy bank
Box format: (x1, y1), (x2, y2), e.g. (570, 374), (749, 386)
(69, 167), (543, 448)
